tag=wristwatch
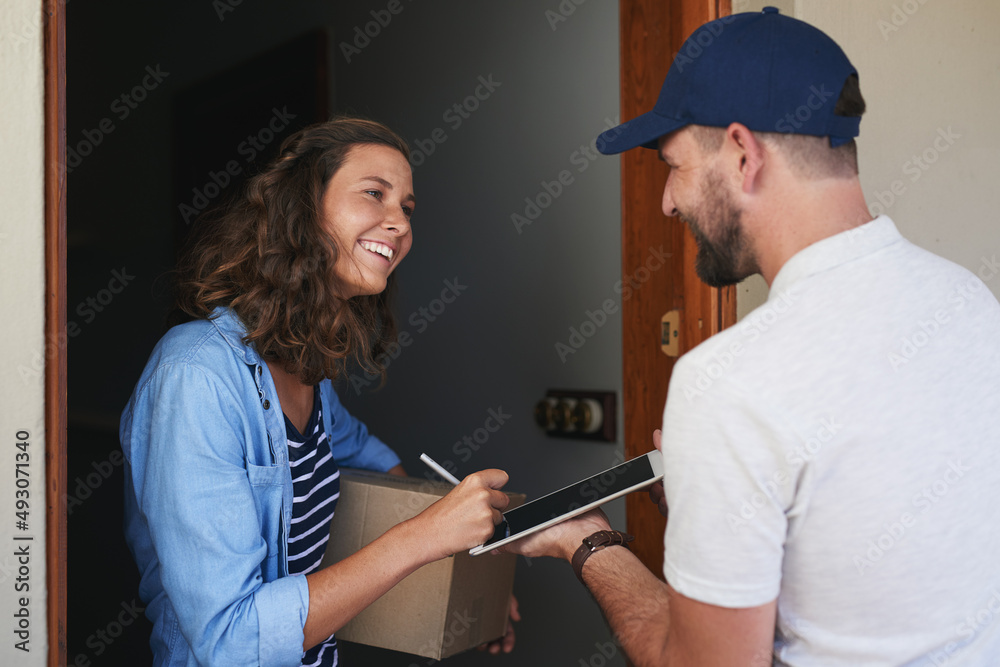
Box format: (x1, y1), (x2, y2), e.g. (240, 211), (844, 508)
(571, 530), (635, 583)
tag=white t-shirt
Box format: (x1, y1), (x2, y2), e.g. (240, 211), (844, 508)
(661, 216), (1000, 666)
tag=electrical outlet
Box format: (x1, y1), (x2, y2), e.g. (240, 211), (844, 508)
(534, 389), (616, 442)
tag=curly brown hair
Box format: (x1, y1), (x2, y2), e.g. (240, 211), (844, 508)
(173, 116), (411, 386)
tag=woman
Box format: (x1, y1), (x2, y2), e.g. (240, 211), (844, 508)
(120, 117), (511, 666)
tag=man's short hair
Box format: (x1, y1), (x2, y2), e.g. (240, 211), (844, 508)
(691, 74), (866, 179)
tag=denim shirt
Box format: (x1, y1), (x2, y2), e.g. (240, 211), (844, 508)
(120, 307), (400, 666)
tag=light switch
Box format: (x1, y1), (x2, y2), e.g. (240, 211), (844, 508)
(661, 310), (680, 357)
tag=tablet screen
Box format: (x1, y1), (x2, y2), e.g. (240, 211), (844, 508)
(479, 455), (657, 549)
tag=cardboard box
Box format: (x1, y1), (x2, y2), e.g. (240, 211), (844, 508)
(320, 468), (524, 660)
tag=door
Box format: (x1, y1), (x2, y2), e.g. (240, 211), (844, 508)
(620, 0), (736, 581)
(44, 1), (68, 666)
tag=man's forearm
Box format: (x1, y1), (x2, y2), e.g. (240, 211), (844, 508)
(579, 544), (672, 667)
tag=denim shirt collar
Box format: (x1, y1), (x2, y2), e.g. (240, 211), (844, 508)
(207, 307), (288, 465)
(208, 306), (263, 366)
(201, 306), (390, 481)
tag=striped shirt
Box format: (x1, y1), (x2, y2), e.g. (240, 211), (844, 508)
(285, 386), (340, 667)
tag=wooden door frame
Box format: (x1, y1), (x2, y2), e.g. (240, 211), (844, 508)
(620, 0), (735, 579)
(44, 0), (68, 665)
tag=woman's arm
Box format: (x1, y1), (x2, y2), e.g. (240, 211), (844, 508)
(302, 469), (509, 649)
(126, 364), (310, 666)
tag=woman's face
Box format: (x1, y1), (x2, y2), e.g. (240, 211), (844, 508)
(321, 143), (414, 297)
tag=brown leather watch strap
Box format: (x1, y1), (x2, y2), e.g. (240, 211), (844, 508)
(571, 530), (635, 583)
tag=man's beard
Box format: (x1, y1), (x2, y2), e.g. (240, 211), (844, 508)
(679, 172), (754, 288)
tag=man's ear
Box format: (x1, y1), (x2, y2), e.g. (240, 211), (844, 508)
(725, 123), (765, 195)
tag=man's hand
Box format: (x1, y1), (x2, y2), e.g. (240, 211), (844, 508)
(477, 595), (520, 655)
(498, 509), (611, 562)
(647, 429), (668, 519)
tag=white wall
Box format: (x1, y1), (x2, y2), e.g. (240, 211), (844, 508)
(0, 0), (48, 664)
(735, 0), (1000, 318)
(733, 0), (794, 16)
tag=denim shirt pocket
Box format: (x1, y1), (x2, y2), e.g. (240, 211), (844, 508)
(246, 462), (286, 581)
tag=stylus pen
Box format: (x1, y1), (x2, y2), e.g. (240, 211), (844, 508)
(419, 453), (461, 485)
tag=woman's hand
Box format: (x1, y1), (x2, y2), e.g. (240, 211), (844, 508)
(409, 469), (510, 562)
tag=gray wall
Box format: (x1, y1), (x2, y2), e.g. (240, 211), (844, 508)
(331, 2), (626, 665)
(68, 0), (626, 665)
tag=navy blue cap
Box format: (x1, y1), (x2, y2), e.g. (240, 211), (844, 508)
(597, 7), (861, 154)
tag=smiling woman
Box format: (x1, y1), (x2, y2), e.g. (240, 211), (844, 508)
(119, 116), (513, 666)
(173, 118), (413, 386)
(322, 143), (414, 299)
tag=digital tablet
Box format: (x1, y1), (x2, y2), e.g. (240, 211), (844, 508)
(469, 452), (663, 556)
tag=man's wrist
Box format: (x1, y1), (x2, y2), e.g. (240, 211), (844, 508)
(571, 530), (635, 583)
(557, 519), (612, 562)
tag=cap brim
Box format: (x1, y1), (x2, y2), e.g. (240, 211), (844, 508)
(596, 110), (689, 155)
